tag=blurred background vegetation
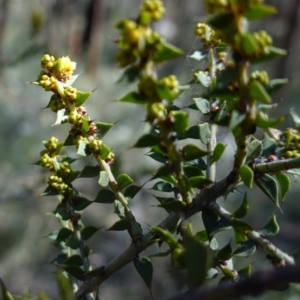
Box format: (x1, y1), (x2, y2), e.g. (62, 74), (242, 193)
(1, 0), (300, 299)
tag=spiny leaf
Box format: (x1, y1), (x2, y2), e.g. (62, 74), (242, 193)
(107, 218), (128, 231)
(233, 193), (249, 219)
(124, 184), (142, 200)
(133, 134), (161, 148)
(276, 172), (290, 203)
(94, 189), (115, 203)
(64, 255), (83, 267)
(183, 229), (208, 287)
(41, 186), (59, 196)
(215, 240), (233, 260)
(117, 174), (134, 190)
(202, 208), (218, 239)
(73, 197), (92, 211)
(249, 80), (271, 103)
(75, 90), (92, 107)
(96, 122), (114, 139)
(211, 143), (226, 162)
(119, 91), (145, 104)
(259, 215), (280, 237)
(78, 165), (100, 178)
(239, 165), (254, 189)
(151, 181), (173, 192)
(158, 200), (186, 212)
(245, 3), (277, 20)
(247, 139), (262, 163)
(255, 174), (279, 207)
(182, 144), (209, 161)
(153, 40), (184, 62)
(117, 66), (140, 83)
(100, 144), (111, 160)
(81, 226), (100, 240)
(134, 257), (153, 292)
(233, 240), (256, 257)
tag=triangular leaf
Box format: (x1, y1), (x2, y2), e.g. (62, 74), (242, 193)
(75, 90), (92, 107)
(276, 172), (290, 203)
(158, 200), (186, 212)
(215, 240), (233, 260)
(107, 218), (128, 231)
(95, 122), (114, 139)
(233, 193), (249, 219)
(133, 257), (153, 292)
(182, 144), (209, 161)
(202, 208), (218, 239)
(133, 134), (161, 148)
(81, 226), (100, 240)
(64, 255), (83, 267)
(117, 174), (134, 190)
(199, 123), (211, 145)
(249, 80), (271, 103)
(259, 215), (280, 237)
(119, 91), (145, 104)
(239, 165), (254, 189)
(233, 240), (256, 257)
(211, 143), (226, 162)
(124, 184), (142, 200)
(153, 40), (184, 62)
(151, 181), (173, 192)
(94, 188), (115, 203)
(73, 197), (92, 211)
(255, 174), (279, 207)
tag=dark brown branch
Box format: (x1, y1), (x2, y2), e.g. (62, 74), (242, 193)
(166, 265), (300, 300)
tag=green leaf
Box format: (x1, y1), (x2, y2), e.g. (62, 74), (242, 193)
(41, 186), (59, 196)
(265, 78), (288, 94)
(147, 151), (168, 164)
(75, 90), (92, 107)
(212, 143), (226, 162)
(107, 218), (128, 231)
(64, 255), (83, 267)
(216, 241), (233, 260)
(77, 140), (89, 156)
(183, 166), (204, 178)
(133, 257), (153, 292)
(238, 264), (252, 279)
(234, 230), (247, 244)
(124, 184), (142, 200)
(65, 236), (79, 249)
(151, 181), (173, 192)
(207, 12), (234, 31)
(250, 46), (286, 64)
(239, 165), (254, 189)
(100, 144), (111, 160)
(149, 249), (172, 258)
(158, 200), (186, 212)
(95, 122), (114, 139)
(81, 117), (90, 132)
(231, 219), (252, 231)
(64, 134), (74, 146)
(247, 139), (262, 162)
(179, 125), (201, 140)
(183, 229), (208, 287)
(117, 174), (134, 190)
(210, 218), (232, 236)
(94, 188), (115, 203)
(233, 240), (256, 257)
(256, 111), (284, 129)
(195, 230), (209, 243)
(171, 111), (189, 132)
(255, 174), (279, 207)
(153, 40), (184, 62)
(152, 165), (174, 180)
(194, 71), (210, 87)
(81, 226), (99, 240)
(193, 98), (210, 114)
(182, 144), (209, 161)
(199, 123), (211, 145)
(78, 165), (100, 178)
(119, 91), (145, 104)
(245, 3), (277, 20)
(63, 265), (85, 281)
(259, 215), (280, 236)
(117, 66), (140, 83)
(233, 193), (249, 219)
(51, 253), (68, 265)
(276, 172), (290, 203)
(240, 33), (260, 56)
(189, 176), (212, 189)
(114, 200), (125, 216)
(56, 270), (76, 300)
(202, 208), (218, 239)
(56, 207), (71, 221)
(262, 133), (276, 156)
(53, 109), (69, 126)
(249, 80), (271, 103)
(98, 171), (109, 187)
(133, 134), (160, 148)
(73, 197), (92, 211)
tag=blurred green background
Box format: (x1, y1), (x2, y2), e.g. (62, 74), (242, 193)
(1, 0), (300, 299)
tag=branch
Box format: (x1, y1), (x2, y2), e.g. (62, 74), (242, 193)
(254, 157), (300, 173)
(166, 265), (300, 300)
(75, 176), (232, 299)
(210, 202), (295, 266)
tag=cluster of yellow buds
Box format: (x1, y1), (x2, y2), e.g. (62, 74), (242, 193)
(39, 74), (56, 92)
(63, 86), (77, 102)
(68, 111), (82, 126)
(250, 70), (269, 85)
(73, 135), (88, 148)
(57, 162), (71, 178)
(49, 94), (66, 113)
(40, 153), (54, 170)
(194, 23), (222, 46)
(253, 30), (273, 49)
(139, 0), (165, 24)
(89, 139), (103, 155)
(159, 75), (179, 95)
(138, 74), (159, 100)
(281, 128), (300, 159)
(43, 137), (59, 154)
(47, 175), (71, 195)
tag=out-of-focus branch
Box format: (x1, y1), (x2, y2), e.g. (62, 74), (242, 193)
(254, 157), (300, 173)
(166, 265), (300, 300)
